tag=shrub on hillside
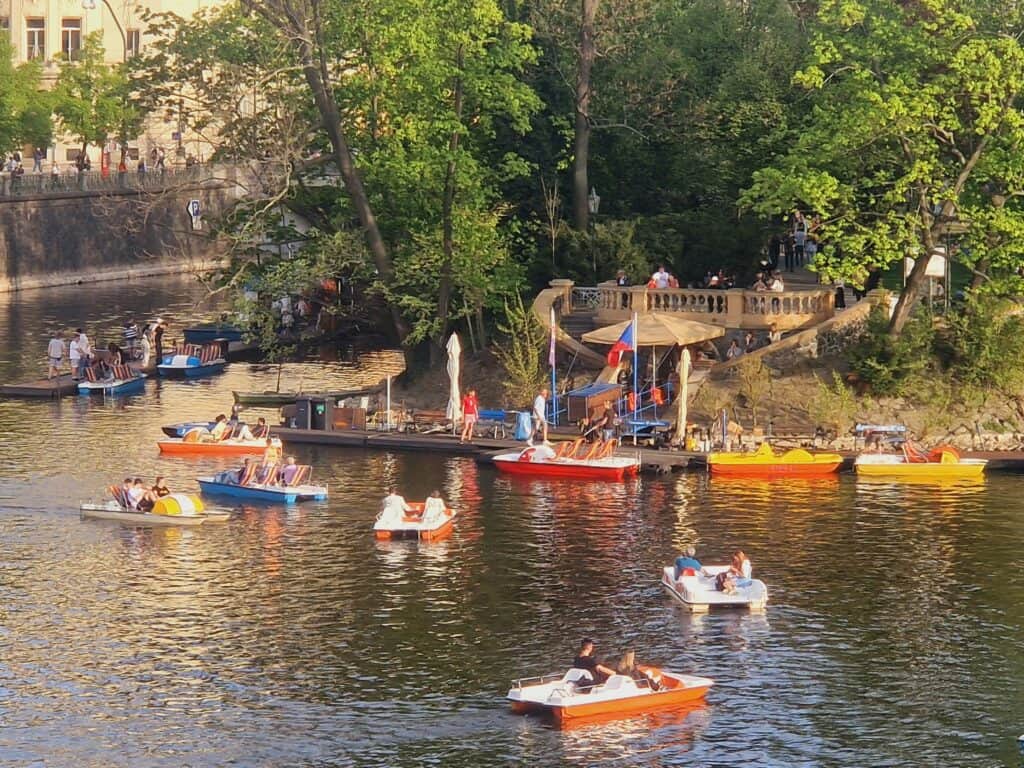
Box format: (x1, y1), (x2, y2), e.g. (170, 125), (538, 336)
(948, 295), (1024, 395)
(849, 303), (935, 396)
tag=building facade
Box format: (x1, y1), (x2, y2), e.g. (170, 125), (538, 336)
(0, 0), (218, 166)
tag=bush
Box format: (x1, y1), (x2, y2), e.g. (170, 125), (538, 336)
(849, 302), (935, 396)
(735, 356), (772, 427)
(948, 295), (1024, 394)
(493, 293), (549, 407)
(807, 371), (858, 434)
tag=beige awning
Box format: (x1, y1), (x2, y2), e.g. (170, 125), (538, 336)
(582, 314), (725, 347)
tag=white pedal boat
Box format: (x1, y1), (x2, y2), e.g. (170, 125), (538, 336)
(374, 501), (457, 541)
(508, 668), (713, 726)
(80, 498), (231, 526)
(661, 565), (768, 612)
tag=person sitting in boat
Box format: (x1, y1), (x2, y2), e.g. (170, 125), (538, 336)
(128, 478), (147, 509)
(674, 546), (706, 579)
(278, 456), (300, 486)
(152, 477), (171, 498)
(729, 550), (752, 581)
(422, 490), (447, 524)
(233, 458), (253, 485)
(572, 638), (617, 688)
(715, 571), (737, 594)
(202, 414), (230, 442)
(118, 478), (135, 508)
(236, 416), (268, 441)
(378, 487), (413, 527)
(614, 649), (659, 689)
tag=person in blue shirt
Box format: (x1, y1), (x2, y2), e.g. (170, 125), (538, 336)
(674, 547), (703, 578)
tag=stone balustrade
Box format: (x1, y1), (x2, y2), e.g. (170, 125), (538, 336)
(554, 279), (835, 331)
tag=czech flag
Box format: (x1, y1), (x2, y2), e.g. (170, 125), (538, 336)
(607, 322), (634, 367)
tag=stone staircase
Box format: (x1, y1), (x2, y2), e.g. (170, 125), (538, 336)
(559, 311), (598, 341)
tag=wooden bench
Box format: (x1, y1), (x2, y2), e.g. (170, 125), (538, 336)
(408, 409), (451, 434)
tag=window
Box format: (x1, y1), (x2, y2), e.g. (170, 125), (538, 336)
(0, 18), (9, 36)
(61, 18), (81, 60)
(126, 28), (141, 57)
(26, 18), (44, 60)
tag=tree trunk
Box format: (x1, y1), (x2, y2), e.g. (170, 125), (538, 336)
(271, 7), (409, 346)
(888, 248), (933, 336)
(572, 0), (598, 231)
(435, 47), (465, 364)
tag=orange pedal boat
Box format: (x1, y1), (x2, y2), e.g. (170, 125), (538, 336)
(157, 436), (282, 456)
(507, 667), (713, 726)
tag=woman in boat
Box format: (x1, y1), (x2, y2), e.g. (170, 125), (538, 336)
(422, 490), (447, 524)
(152, 477), (171, 497)
(137, 476), (171, 511)
(202, 414), (229, 442)
(129, 478), (147, 509)
(729, 550), (752, 580)
(715, 571), (737, 594)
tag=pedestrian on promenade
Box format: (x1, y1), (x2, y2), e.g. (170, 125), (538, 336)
(50, 161), (60, 190)
(46, 333), (65, 379)
(32, 148), (43, 173)
(528, 387), (550, 446)
(460, 388), (479, 444)
(123, 319), (140, 356)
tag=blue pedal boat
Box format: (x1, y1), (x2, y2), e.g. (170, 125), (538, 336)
(78, 370), (147, 396)
(157, 348), (228, 379)
(197, 476), (329, 504)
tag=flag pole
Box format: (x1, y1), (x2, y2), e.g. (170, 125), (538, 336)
(632, 311), (638, 425)
(550, 305), (558, 427)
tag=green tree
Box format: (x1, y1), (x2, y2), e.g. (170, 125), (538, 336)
(743, 0), (1024, 335)
(53, 33), (140, 159)
(0, 39), (53, 153)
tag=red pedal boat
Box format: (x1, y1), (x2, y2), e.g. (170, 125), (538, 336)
(492, 440), (639, 481)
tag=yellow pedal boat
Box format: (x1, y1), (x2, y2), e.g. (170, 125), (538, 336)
(708, 443), (843, 477)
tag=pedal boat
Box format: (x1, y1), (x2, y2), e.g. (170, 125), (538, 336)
(78, 370), (146, 396)
(854, 445), (986, 479)
(81, 492), (230, 526)
(708, 443), (842, 477)
(374, 501), (457, 541)
(161, 421), (215, 438)
(492, 440), (639, 481)
(197, 465), (328, 504)
(157, 343), (228, 379)
(661, 565), (768, 612)
(508, 667), (713, 726)
(157, 435), (282, 456)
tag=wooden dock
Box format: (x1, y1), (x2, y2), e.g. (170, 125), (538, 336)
(0, 374), (80, 399)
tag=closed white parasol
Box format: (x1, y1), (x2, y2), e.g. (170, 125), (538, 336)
(446, 333), (463, 433)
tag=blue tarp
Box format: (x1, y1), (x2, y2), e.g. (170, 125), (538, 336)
(567, 382), (621, 398)
(514, 411), (532, 440)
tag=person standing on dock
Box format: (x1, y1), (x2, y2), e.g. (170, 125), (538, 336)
(460, 389), (479, 444)
(46, 333), (65, 379)
(74, 328), (92, 380)
(153, 319), (166, 363)
(528, 387), (550, 446)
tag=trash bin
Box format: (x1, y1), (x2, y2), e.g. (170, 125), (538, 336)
(514, 411), (532, 441)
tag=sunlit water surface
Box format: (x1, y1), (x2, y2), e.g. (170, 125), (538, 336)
(0, 278), (1022, 767)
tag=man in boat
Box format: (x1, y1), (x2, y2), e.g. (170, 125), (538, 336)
(128, 478), (147, 509)
(278, 456), (300, 486)
(236, 416), (268, 441)
(119, 478), (135, 508)
(573, 639), (617, 688)
(674, 547), (705, 579)
(232, 458), (252, 485)
(202, 414), (230, 442)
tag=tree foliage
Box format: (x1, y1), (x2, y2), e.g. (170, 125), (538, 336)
(743, 0), (1024, 334)
(0, 40), (52, 153)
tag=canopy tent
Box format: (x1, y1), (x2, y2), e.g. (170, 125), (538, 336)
(581, 314), (724, 347)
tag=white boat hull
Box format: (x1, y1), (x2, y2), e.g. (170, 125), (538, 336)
(79, 501), (229, 526)
(661, 566), (768, 612)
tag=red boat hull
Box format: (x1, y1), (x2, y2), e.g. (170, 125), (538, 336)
(493, 458), (638, 481)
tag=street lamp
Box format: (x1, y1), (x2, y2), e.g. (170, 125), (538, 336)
(587, 187), (600, 280)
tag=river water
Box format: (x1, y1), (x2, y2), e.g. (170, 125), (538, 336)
(0, 277), (1022, 767)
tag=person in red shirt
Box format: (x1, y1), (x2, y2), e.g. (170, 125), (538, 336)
(460, 388), (479, 443)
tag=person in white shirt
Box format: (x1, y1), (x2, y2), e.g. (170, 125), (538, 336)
(46, 334), (65, 379)
(421, 490), (448, 527)
(68, 335), (81, 380)
(74, 328), (92, 380)
(650, 266), (671, 289)
(529, 387), (550, 445)
(378, 487), (412, 528)
(769, 273), (785, 292)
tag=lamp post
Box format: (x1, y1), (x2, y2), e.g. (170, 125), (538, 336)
(587, 186), (600, 281)
(83, 0), (128, 180)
